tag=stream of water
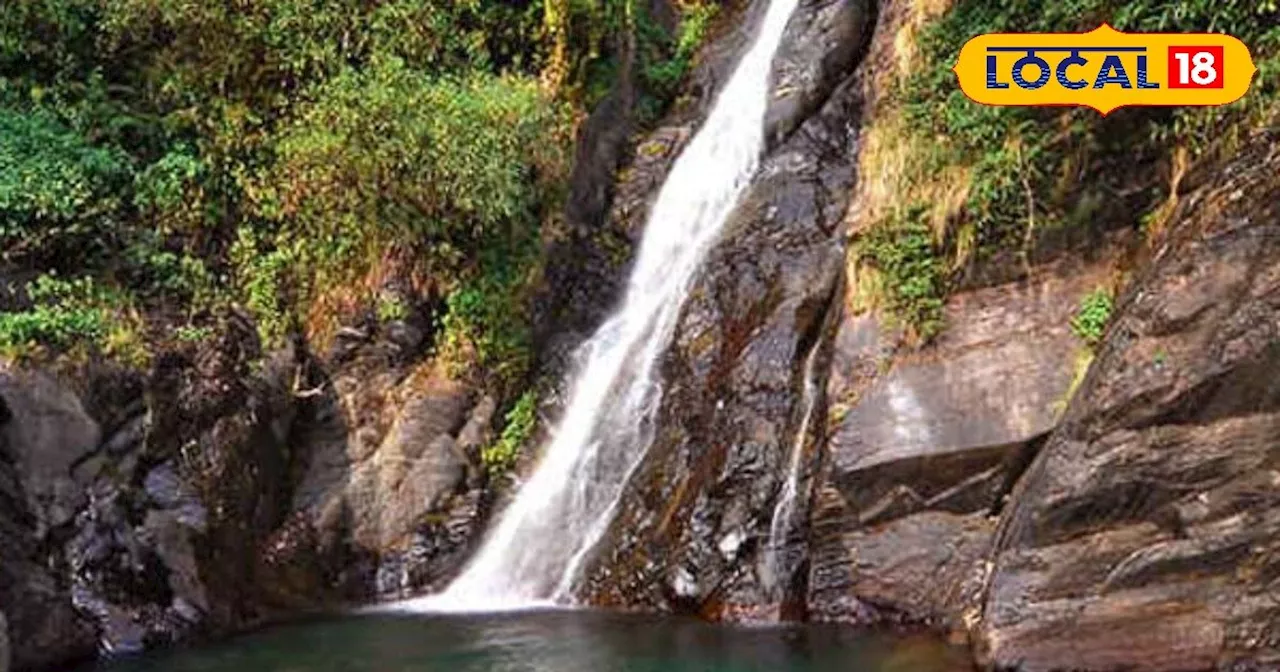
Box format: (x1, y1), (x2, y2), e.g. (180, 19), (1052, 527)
(410, 0), (804, 610)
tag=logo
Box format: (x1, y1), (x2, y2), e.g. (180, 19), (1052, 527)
(952, 24), (1256, 114)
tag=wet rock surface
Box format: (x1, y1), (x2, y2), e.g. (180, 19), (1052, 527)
(576, 0), (872, 619)
(978, 134), (1280, 671)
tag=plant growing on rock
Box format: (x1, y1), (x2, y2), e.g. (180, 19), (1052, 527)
(482, 389), (539, 475)
(852, 0), (1279, 342)
(854, 206), (947, 342)
(1071, 287), (1113, 347)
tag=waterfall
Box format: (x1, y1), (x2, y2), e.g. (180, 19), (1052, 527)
(400, 0), (801, 612)
(765, 341), (820, 595)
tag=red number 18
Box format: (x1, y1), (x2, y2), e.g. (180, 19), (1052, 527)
(1168, 46), (1224, 89)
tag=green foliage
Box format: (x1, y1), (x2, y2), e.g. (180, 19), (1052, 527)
(263, 61), (563, 274)
(482, 390), (538, 474)
(133, 147), (203, 214)
(858, 208), (947, 341)
(0, 105), (129, 261)
(256, 59), (567, 351)
(0, 274), (144, 362)
(438, 249), (536, 388)
(0, 0), (676, 377)
(122, 230), (219, 306)
(175, 324), (213, 343)
(230, 227), (298, 347)
(634, 1), (718, 122)
(376, 295), (409, 323)
(1071, 288), (1114, 346)
(901, 0), (1280, 259)
(366, 0), (545, 73)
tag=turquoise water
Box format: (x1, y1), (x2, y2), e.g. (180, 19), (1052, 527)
(83, 610), (974, 672)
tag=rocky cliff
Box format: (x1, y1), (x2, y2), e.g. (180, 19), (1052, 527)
(977, 135), (1280, 671)
(568, 1), (1280, 669)
(1, 0), (1278, 669)
(578, 0), (871, 620)
(0, 312), (499, 668)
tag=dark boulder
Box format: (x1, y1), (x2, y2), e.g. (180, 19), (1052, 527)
(0, 368), (99, 670)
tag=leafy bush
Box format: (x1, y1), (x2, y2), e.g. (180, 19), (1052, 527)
(438, 255), (535, 388)
(856, 208), (947, 341)
(0, 274), (144, 362)
(263, 60), (565, 273)
(1071, 288), (1114, 346)
(254, 60), (568, 348)
(0, 0), (707, 374)
(0, 106), (129, 262)
(482, 390), (539, 474)
(230, 227), (299, 348)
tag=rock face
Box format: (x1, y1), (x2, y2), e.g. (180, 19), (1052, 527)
(0, 320), (312, 664)
(575, 0), (872, 621)
(0, 368), (104, 670)
(0, 310), (496, 669)
(809, 255), (1118, 630)
(978, 135), (1280, 671)
(0, 610), (8, 672)
(290, 341), (494, 600)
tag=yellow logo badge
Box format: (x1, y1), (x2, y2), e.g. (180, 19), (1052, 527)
(952, 24), (1256, 114)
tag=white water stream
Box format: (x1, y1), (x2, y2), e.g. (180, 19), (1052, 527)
(765, 341), (821, 594)
(395, 0), (801, 612)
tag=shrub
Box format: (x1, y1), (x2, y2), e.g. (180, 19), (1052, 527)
(0, 0), (707, 379)
(438, 257), (535, 388)
(1071, 288), (1114, 346)
(0, 274), (145, 363)
(856, 208), (947, 341)
(482, 390), (539, 474)
(0, 106), (129, 263)
(230, 227), (299, 347)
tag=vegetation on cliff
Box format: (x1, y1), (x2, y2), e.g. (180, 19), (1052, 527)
(852, 0), (1280, 341)
(0, 0), (718, 471)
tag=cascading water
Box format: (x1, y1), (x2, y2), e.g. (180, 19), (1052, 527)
(403, 0), (801, 611)
(765, 342), (820, 594)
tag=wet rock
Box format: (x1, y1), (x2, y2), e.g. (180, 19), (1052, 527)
(979, 135), (1280, 671)
(0, 367), (100, 534)
(767, 0), (873, 144)
(577, 29), (867, 618)
(0, 610), (8, 672)
(0, 368), (101, 670)
(809, 509), (993, 627)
